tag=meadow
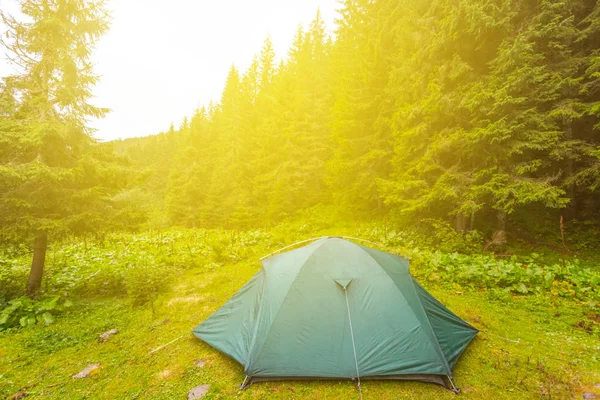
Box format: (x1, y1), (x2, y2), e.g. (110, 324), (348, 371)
(2, 0), (600, 399)
(1, 222), (599, 399)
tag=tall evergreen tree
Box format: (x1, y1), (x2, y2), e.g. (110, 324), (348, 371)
(0, 0), (118, 295)
(114, 0), (600, 238)
(329, 0), (397, 217)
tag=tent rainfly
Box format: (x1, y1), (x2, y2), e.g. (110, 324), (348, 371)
(193, 237), (478, 393)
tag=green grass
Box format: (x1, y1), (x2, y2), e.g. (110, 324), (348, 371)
(1, 249), (599, 399)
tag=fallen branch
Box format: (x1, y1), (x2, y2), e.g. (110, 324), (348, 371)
(46, 381), (68, 388)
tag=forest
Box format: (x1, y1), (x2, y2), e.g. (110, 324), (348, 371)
(109, 0), (600, 235)
(1, 0), (600, 399)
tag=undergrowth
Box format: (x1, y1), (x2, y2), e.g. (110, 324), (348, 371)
(1, 220), (599, 332)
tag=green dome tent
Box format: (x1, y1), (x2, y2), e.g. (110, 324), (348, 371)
(193, 237), (477, 393)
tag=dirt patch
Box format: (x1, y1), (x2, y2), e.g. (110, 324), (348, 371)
(167, 295), (205, 306)
(157, 369), (172, 379)
(194, 359), (205, 367)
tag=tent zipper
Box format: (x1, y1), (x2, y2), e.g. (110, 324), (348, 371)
(344, 286), (362, 400)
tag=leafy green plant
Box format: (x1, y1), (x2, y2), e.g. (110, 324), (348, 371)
(0, 258), (29, 308)
(2, 225), (598, 326)
(0, 296), (72, 331)
(356, 219), (484, 254)
(205, 234), (233, 264)
(410, 250), (600, 301)
(123, 264), (173, 307)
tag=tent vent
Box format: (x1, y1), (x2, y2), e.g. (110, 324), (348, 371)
(334, 278), (353, 289)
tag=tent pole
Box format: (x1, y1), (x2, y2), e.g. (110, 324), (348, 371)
(340, 236), (411, 260)
(447, 375), (460, 394)
(260, 236), (410, 261)
(259, 237), (328, 260)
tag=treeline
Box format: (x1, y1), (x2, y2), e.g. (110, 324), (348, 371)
(116, 0), (600, 233)
(2, 0), (599, 296)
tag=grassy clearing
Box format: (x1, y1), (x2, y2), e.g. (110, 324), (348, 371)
(1, 241), (600, 399)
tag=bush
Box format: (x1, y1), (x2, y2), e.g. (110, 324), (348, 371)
(355, 219), (484, 254)
(0, 258), (29, 308)
(205, 233), (233, 264)
(0, 296), (72, 331)
(123, 264), (172, 307)
(2, 225), (597, 329)
(410, 250), (600, 301)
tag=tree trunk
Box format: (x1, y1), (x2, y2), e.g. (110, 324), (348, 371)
(497, 210), (506, 229)
(26, 233), (48, 297)
(455, 213), (469, 232)
(484, 211), (507, 251)
(564, 123), (577, 220)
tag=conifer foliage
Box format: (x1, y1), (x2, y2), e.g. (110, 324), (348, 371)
(123, 1), (600, 232)
(0, 0), (123, 295)
(3, 0), (600, 270)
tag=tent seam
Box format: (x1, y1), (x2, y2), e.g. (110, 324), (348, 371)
(242, 270), (267, 371)
(448, 330), (478, 369)
(407, 277), (452, 374)
(412, 278), (479, 369)
(246, 238), (329, 373)
(352, 242), (452, 375)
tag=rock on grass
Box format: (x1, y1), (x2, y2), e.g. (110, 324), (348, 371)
(98, 328), (118, 343)
(188, 384), (210, 399)
(72, 363), (101, 378)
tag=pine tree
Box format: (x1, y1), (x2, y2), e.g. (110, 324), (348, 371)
(250, 39), (286, 221)
(328, 0), (397, 217)
(461, 0), (594, 225)
(200, 66), (256, 226)
(0, 0), (118, 296)
(565, 1), (600, 214)
(380, 0), (519, 227)
(259, 37), (276, 88)
(109, 0), (600, 237)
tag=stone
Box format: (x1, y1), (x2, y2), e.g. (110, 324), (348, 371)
(193, 359), (205, 367)
(187, 384), (210, 400)
(72, 363), (101, 379)
(98, 329), (118, 343)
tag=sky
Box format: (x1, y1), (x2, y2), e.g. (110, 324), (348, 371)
(0, 0), (338, 141)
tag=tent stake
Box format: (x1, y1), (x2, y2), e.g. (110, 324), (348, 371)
(239, 375), (250, 390)
(447, 375), (460, 394)
(481, 329), (520, 343)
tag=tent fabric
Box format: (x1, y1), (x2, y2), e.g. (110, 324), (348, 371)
(193, 237), (478, 391)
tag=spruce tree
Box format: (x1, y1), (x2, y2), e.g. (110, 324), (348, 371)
(329, 0), (397, 217)
(0, 0), (116, 296)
